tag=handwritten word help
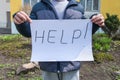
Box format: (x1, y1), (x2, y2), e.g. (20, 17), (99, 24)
(30, 20), (93, 61)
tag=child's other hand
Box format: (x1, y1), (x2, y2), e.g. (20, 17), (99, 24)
(13, 11), (32, 24)
(91, 14), (105, 27)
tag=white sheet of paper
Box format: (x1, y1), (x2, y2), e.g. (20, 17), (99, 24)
(30, 19), (94, 61)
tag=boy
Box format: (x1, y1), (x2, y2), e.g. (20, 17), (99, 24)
(13, 0), (105, 80)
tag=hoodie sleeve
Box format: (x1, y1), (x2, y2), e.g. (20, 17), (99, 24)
(89, 14), (100, 34)
(13, 8), (37, 38)
(92, 23), (99, 34)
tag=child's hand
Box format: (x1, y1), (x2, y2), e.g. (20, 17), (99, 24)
(91, 14), (105, 27)
(13, 11), (32, 24)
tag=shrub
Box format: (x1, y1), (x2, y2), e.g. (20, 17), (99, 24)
(105, 13), (120, 39)
(116, 75), (120, 80)
(93, 34), (114, 63)
(93, 33), (112, 52)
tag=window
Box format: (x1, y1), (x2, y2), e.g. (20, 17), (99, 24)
(6, 0), (10, 3)
(86, 0), (92, 11)
(80, 0), (100, 12)
(23, 0), (40, 7)
(93, 0), (99, 11)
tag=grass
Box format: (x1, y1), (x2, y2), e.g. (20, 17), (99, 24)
(0, 34), (31, 58)
(0, 34), (119, 80)
(19, 77), (42, 80)
(116, 75), (120, 80)
(0, 34), (42, 80)
(94, 52), (114, 63)
(0, 34), (22, 41)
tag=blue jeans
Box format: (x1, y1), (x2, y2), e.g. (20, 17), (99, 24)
(41, 70), (79, 80)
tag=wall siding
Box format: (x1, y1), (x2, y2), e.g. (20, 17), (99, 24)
(101, 0), (120, 18)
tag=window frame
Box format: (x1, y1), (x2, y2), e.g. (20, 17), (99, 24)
(81, 0), (100, 12)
